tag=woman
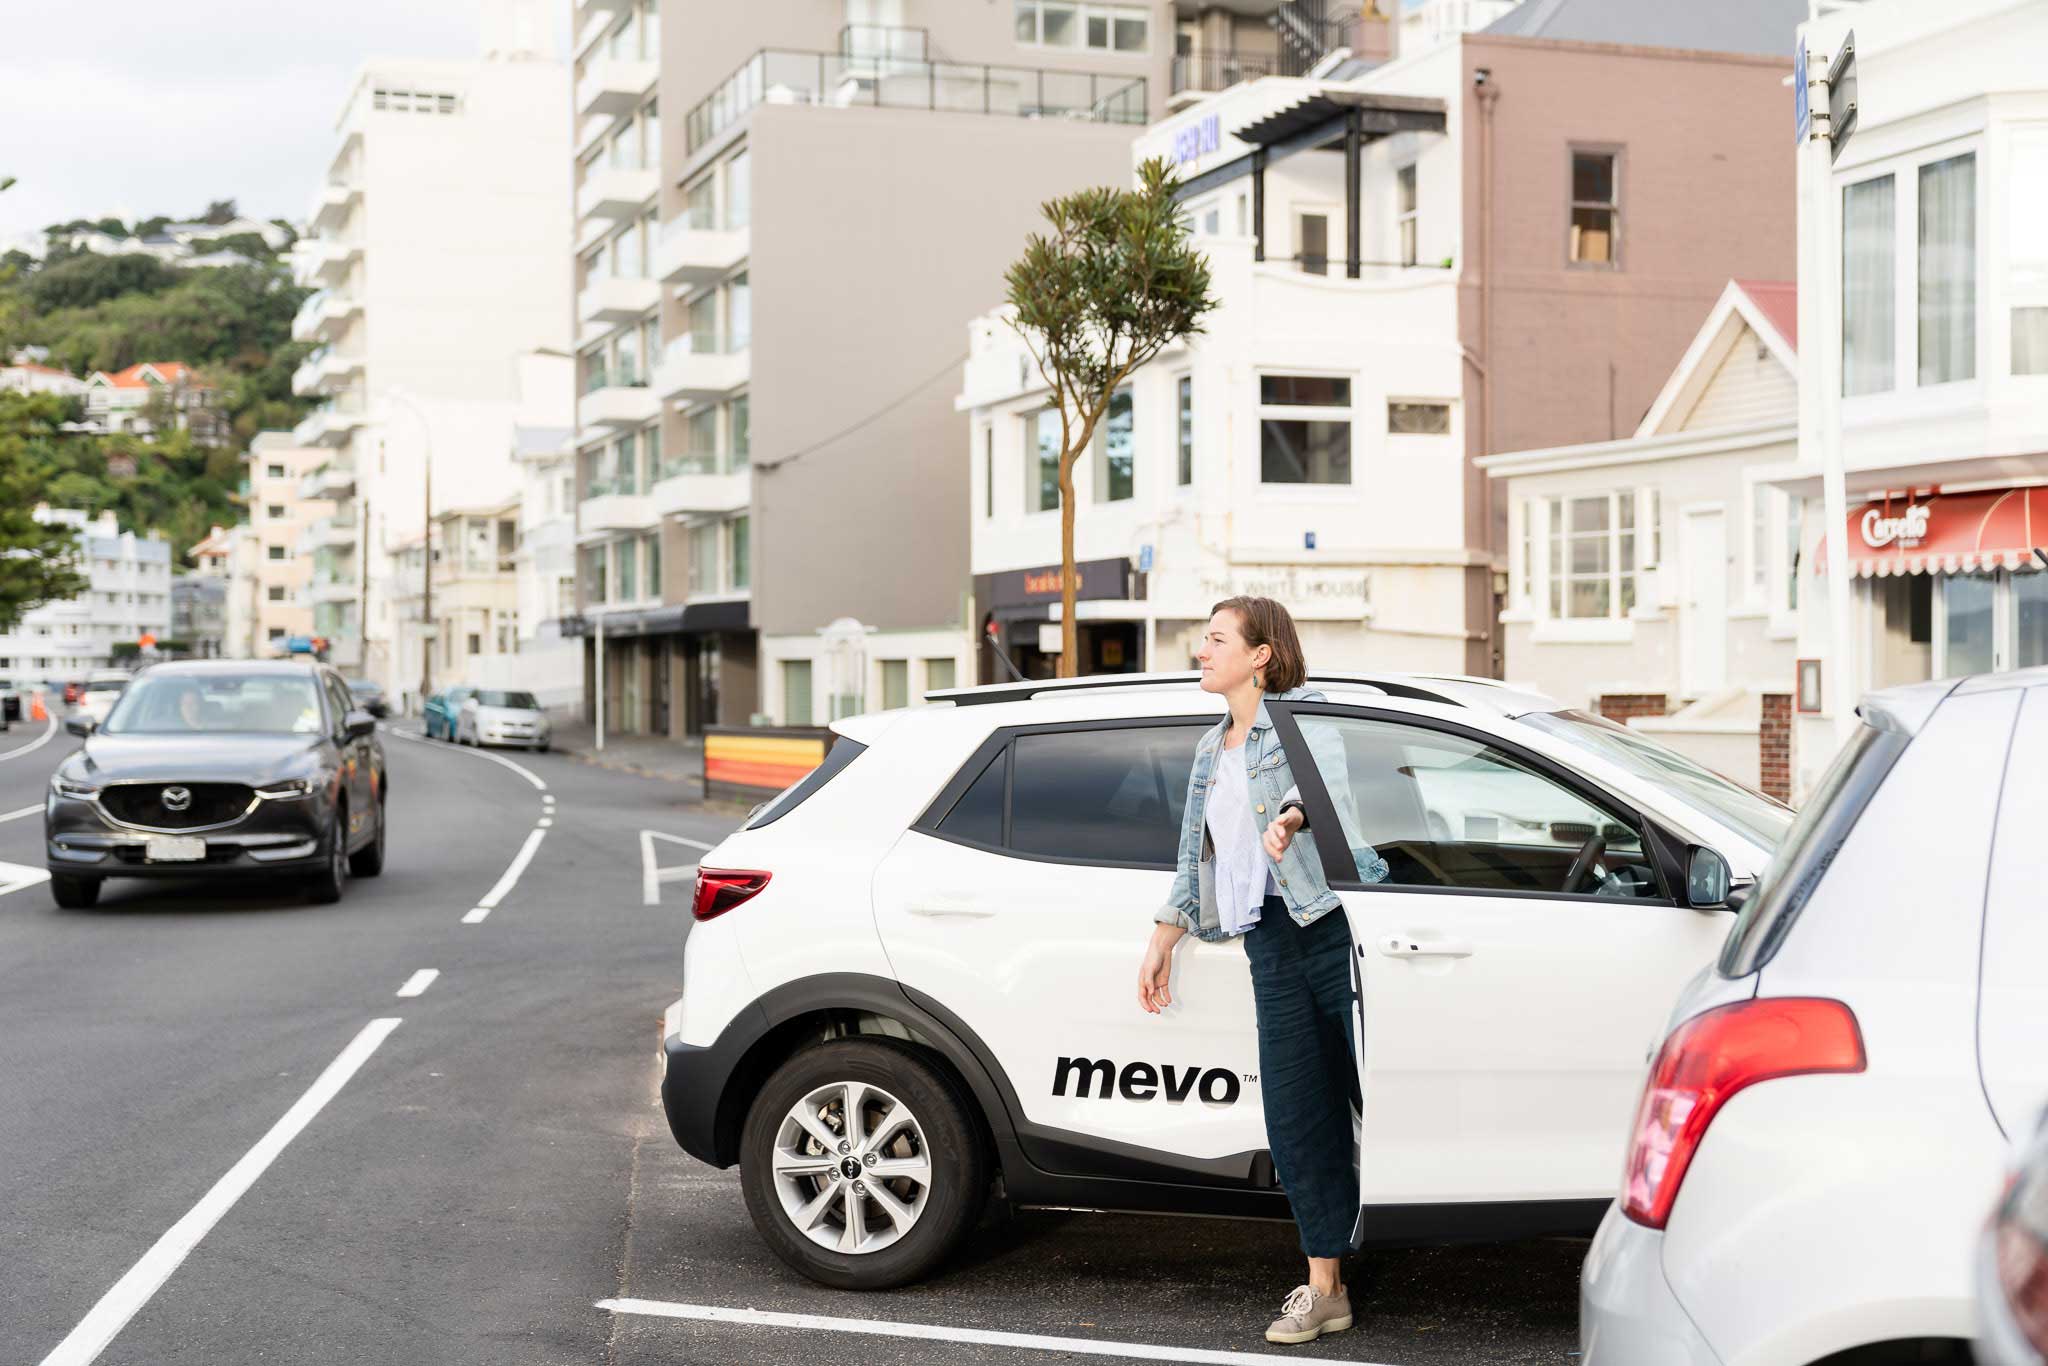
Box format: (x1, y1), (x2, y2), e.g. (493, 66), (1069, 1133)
(1136, 596), (1386, 1347)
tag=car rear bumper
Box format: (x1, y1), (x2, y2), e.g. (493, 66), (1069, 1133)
(660, 996), (769, 1168)
(1581, 1203), (1722, 1366)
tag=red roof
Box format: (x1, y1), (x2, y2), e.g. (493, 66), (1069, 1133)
(92, 362), (201, 390)
(1734, 279), (1797, 351)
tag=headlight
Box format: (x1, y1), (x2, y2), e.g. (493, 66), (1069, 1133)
(255, 777), (319, 800)
(51, 774), (98, 799)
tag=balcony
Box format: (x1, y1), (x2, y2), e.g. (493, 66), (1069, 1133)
(1169, 51), (1280, 107)
(576, 165), (658, 224)
(654, 334), (750, 403)
(578, 486), (657, 535)
(576, 57), (658, 118)
(651, 456), (751, 517)
(577, 276), (662, 327)
(576, 378), (660, 429)
(308, 180), (361, 234)
(300, 512), (360, 555)
(299, 236), (361, 287)
(289, 289), (362, 345)
(300, 459), (357, 501)
(290, 346), (365, 398)
(292, 398), (368, 448)
(574, 0), (631, 20)
(685, 47), (1149, 154)
(656, 214), (749, 288)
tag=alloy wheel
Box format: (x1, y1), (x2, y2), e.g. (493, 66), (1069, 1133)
(770, 1080), (932, 1255)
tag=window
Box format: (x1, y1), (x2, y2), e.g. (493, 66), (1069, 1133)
(1292, 713), (1663, 900)
(1387, 401), (1450, 435)
(267, 585), (287, 602)
(688, 522), (717, 594)
(1259, 375), (1351, 485)
(266, 463), (286, 479)
(686, 290), (717, 350)
(983, 426), (995, 517)
(1546, 492), (1636, 619)
(685, 406), (718, 472)
(1396, 164), (1418, 267)
(1097, 385), (1133, 502)
(729, 395), (750, 469)
(727, 272), (751, 350)
(2010, 128), (2048, 375)
(583, 544), (607, 603)
(640, 424), (661, 490)
(1027, 409), (1060, 512)
(725, 149), (750, 230)
(881, 659), (909, 710)
(268, 545), (287, 561)
(1569, 151), (1619, 265)
(467, 633), (482, 656)
(926, 657), (956, 692)
(683, 175), (715, 230)
(1751, 486), (1771, 593)
(937, 746), (1006, 847)
(1002, 725), (1201, 865)
(617, 538), (638, 601)
(1942, 573), (1995, 676)
(729, 514), (750, 591)
(1297, 212), (1328, 275)
(267, 626), (286, 640)
(1918, 152), (1976, 385)
(1783, 496), (1803, 612)
(782, 659), (813, 724)
(1843, 173), (1897, 396)
(1176, 375), (1193, 486)
(1076, 4), (1147, 50)
(2018, 572), (2048, 670)
(644, 533), (661, 598)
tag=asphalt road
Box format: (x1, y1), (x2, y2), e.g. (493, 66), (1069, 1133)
(0, 711), (1586, 1366)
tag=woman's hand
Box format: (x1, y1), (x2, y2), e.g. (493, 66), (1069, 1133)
(1262, 806), (1305, 860)
(1138, 923), (1185, 1014)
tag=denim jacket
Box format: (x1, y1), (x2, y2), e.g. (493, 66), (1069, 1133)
(1154, 687), (1389, 944)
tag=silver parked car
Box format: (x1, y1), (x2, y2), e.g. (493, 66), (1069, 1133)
(455, 688), (551, 751)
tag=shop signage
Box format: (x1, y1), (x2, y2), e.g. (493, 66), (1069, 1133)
(1173, 114), (1220, 165)
(987, 556), (1132, 608)
(1860, 503), (1930, 550)
(1192, 566), (1371, 620)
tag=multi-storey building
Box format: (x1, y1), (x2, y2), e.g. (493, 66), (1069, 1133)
(571, 0), (1161, 734)
(963, 0), (1800, 684)
(390, 502), (523, 699)
(0, 508), (171, 678)
(290, 1), (569, 701)
(224, 433), (336, 658)
(504, 351), (583, 710)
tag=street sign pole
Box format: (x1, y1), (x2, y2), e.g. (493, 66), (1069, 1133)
(1809, 29), (1859, 744)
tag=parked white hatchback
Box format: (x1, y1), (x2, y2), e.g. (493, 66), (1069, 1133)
(1581, 669), (2048, 1366)
(659, 671), (1792, 1288)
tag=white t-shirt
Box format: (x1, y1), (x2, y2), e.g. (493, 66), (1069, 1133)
(1207, 743), (1277, 936)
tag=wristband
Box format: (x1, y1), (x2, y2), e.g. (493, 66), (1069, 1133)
(1280, 799), (1309, 831)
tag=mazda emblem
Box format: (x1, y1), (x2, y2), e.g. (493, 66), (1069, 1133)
(160, 786), (193, 812)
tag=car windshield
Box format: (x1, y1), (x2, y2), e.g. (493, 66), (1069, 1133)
(476, 691), (539, 709)
(103, 673), (325, 735)
(85, 680), (128, 695)
(1519, 709), (1794, 851)
(347, 680), (381, 694)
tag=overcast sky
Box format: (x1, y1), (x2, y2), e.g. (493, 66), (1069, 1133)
(1, 1), (564, 242)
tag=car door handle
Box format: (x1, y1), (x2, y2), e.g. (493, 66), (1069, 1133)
(1379, 935), (1473, 959)
(906, 899), (995, 919)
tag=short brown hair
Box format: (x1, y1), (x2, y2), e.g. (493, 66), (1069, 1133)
(1210, 595), (1307, 693)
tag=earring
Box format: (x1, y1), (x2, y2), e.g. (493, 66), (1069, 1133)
(1254, 672), (1263, 690)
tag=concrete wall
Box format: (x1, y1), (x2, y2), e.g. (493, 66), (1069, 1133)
(748, 103), (1138, 638)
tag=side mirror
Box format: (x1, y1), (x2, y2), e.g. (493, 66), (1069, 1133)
(65, 715), (96, 737)
(345, 709), (377, 739)
(1686, 846), (1733, 909)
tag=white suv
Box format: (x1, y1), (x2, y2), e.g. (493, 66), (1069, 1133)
(661, 672), (1793, 1289)
(1581, 669), (2048, 1365)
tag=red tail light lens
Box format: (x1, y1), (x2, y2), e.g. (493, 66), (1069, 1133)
(1995, 1215), (2048, 1354)
(1621, 997), (1865, 1229)
(691, 867), (771, 922)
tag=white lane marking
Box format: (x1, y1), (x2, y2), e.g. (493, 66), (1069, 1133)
(477, 827), (545, 911)
(538, 817), (553, 828)
(639, 829), (715, 906)
(0, 802), (44, 823)
(40, 1018), (401, 1366)
(461, 907), (490, 925)
(0, 712), (59, 762)
(395, 969), (439, 998)
(595, 1300), (1403, 1366)
(0, 858), (53, 898)
(387, 727), (546, 791)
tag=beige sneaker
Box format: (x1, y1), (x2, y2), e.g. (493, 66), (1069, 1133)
(1265, 1283), (1353, 1344)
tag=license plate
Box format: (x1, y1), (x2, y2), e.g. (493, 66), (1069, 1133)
(145, 836), (205, 862)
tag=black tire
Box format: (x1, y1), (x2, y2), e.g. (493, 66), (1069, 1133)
(308, 805), (348, 904)
(349, 794), (385, 877)
(535, 742), (549, 753)
(740, 1039), (988, 1290)
(50, 874), (100, 909)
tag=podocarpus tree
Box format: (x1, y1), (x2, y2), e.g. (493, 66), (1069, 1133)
(0, 393), (90, 630)
(1004, 157), (1216, 677)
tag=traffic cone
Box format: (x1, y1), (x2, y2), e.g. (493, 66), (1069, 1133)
(30, 691), (47, 722)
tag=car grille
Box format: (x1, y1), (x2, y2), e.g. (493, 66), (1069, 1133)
(99, 783), (256, 830)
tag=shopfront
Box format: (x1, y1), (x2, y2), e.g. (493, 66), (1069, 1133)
(974, 556), (1140, 683)
(566, 600), (755, 737)
(1815, 486), (2048, 690)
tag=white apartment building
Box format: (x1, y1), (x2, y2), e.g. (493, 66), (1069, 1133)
(290, 1), (570, 704)
(484, 350), (581, 710)
(1763, 0), (2048, 797)
(224, 433), (336, 658)
(0, 508), (171, 680)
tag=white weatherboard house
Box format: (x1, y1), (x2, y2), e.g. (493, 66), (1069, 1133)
(1483, 280), (1802, 796)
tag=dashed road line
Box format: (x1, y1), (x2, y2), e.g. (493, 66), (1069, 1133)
(595, 1299), (1404, 1365)
(395, 969), (439, 998)
(39, 1018), (402, 1366)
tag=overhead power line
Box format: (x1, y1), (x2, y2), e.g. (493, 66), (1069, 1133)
(754, 350), (971, 474)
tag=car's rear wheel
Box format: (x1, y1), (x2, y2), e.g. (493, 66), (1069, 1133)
(349, 793), (385, 877)
(50, 874), (100, 909)
(308, 805), (348, 904)
(740, 1039), (987, 1290)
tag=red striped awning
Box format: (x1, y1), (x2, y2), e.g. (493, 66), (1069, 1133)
(1815, 487), (2048, 577)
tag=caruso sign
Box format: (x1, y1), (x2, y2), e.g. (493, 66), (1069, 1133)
(1860, 504), (1930, 551)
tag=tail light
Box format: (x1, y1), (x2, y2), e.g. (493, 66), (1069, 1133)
(1621, 997), (1865, 1229)
(691, 867), (771, 922)
(1993, 1155), (2048, 1357)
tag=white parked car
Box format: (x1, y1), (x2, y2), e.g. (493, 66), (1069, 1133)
(658, 671), (1791, 1288)
(1581, 669), (2048, 1366)
(76, 669), (133, 727)
(455, 689), (550, 750)
(1978, 1107), (2048, 1366)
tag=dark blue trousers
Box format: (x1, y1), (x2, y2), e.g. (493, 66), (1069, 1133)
(1244, 897), (1360, 1258)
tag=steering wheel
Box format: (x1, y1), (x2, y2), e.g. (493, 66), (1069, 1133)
(1561, 835), (1607, 894)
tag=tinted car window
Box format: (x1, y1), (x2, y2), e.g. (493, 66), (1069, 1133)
(1007, 725), (1202, 866)
(475, 690), (540, 709)
(935, 747), (1006, 847)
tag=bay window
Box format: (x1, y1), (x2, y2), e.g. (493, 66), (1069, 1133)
(1917, 152), (1976, 385)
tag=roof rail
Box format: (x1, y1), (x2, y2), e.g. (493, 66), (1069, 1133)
(925, 670), (1474, 709)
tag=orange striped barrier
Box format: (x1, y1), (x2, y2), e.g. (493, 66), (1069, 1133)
(703, 726), (831, 803)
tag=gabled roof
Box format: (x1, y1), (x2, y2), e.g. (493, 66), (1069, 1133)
(1633, 279), (1797, 437)
(1734, 278), (1796, 350)
(5, 361), (76, 378)
(87, 362), (201, 390)
(1482, 0), (1806, 59)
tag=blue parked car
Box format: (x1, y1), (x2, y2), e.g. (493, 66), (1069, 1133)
(422, 685), (475, 740)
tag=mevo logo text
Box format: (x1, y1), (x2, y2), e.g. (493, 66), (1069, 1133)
(1052, 1056), (1242, 1106)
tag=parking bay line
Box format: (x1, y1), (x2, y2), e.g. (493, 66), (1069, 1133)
(639, 830), (714, 906)
(39, 1017), (401, 1366)
(0, 858), (53, 899)
(597, 1299), (1405, 1366)
(462, 826), (547, 926)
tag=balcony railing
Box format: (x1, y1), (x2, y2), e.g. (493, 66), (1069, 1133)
(658, 451), (724, 480)
(583, 367), (650, 394)
(685, 47), (1148, 152)
(668, 331), (748, 360)
(1170, 51), (1280, 96)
